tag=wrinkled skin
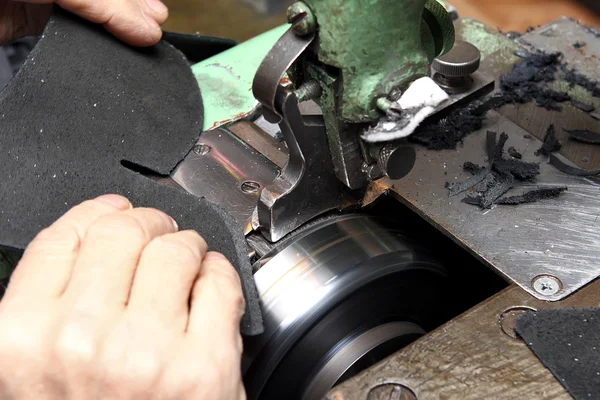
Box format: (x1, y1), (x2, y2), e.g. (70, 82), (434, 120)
(0, 0), (169, 46)
(0, 195), (246, 399)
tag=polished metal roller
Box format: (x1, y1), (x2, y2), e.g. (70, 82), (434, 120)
(243, 214), (448, 399)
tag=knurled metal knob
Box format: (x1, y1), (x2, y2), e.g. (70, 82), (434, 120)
(379, 143), (416, 180)
(432, 40), (480, 77)
(431, 40), (481, 93)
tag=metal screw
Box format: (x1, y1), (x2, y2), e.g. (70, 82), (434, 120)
(376, 97), (393, 113)
(241, 181), (261, 194)
(367, 383), (417, 400)
(388, 87), (403, 102)
(287, 2), (317, 36)
(193, 144), (211, 155)
(532, 275), (562, 296)
(361, 162), (384, 181)
(376, 97), (401, 119)
(295, 81), (322, 102)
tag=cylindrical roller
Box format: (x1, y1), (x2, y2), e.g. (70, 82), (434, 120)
(243, 214), (448, 399)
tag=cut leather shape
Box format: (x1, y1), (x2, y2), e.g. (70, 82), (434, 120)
(0, 8), (262, 335)
(515, 308), (600, 399)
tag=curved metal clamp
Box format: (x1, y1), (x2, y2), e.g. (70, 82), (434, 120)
(252, 16), (316, 124)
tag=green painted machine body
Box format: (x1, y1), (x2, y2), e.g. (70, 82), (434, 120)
(192, 0), (455, 131)
(301, 0), (455, 122)
(192, 25), (289, 131)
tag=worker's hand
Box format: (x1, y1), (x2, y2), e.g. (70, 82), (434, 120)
(0, 195), (246, 400)
(0, 0), (168, 46)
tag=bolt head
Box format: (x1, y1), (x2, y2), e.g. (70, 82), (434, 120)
(241, 181), (261, 194)
(367, 383), (417, 400)
(532, 275), (562, 296)
(193, 144), (211, 155)
(287, 2), (317, 36)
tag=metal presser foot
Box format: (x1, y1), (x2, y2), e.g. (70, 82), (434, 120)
(251, 19), (343, 243)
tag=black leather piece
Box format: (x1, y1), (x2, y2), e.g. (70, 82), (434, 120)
(0, 8), (263, 335)
(515, 308), (600, 399)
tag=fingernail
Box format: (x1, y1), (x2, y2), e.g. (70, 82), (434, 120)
(171, 217), (179, 231)
(95, 194), (131, 210)
(204, 252), (227, 261)
(146, 0), (168, 14)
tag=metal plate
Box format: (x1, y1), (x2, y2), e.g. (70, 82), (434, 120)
(517, 18), (600, 83)
(327, 280), (600, 400)
(171, 128), (279, 234)
(387, 110), (600, 301)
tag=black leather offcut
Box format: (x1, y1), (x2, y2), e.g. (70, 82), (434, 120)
(515, 308), (600, 399)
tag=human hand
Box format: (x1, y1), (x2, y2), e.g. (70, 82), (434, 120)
(0, 195), (246, 399)
(0, 0), (169, 46)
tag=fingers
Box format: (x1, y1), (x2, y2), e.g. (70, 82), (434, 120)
(159, 254), (245, 400)
(14, 0), (168, 47)
(3, 195), (131, 303)
(63, 207), (178, 314)
(127, 230), (208, 332)
(187, 252), (245, 345)
(55, 0), (167, 46)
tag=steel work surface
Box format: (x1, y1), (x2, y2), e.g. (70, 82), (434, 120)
(376, 17), (600, 301)
(386, 110), (600, 301)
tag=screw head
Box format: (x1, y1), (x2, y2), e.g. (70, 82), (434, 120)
(388, 87), (403, 102)
(193, 144), (211, 155)
(241, 181), (261, 194)
(287, 2), (317, 36)
(532, 275), (562, 296)
(367, 383), (417, 400)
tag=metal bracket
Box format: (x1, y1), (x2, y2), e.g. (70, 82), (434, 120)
(251, 18), (342, 242)
(257, 88), (342, 242)
(252, 20), (315, 123)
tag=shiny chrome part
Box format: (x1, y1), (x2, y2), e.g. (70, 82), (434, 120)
(243, 215), (447, 399)
(172, 128), (279, 234)
(228, 121), (288, 169)
(252, 21), (316, 123)
(257, 89), (342, 242)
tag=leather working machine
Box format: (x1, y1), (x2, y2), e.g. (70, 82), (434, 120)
(171, 1), (600, 399)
